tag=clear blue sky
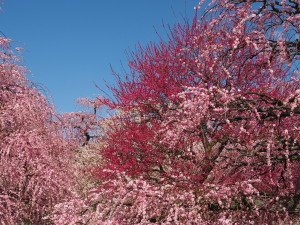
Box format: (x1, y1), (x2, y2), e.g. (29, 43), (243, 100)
(0, 0), (197, 112)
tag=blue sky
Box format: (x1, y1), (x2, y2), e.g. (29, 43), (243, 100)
(0, 0), (197, 112)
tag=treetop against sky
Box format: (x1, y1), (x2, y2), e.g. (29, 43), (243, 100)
(0, 0), (197, 112)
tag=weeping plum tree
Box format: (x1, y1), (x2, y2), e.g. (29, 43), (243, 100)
(0, 37), (78, 224)
(52, 0), (300, 224)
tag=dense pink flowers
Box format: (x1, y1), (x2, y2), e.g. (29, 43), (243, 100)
(85, 0), (300, 223)
(2, 0), (300, 224)
(0, 37), (77, 224)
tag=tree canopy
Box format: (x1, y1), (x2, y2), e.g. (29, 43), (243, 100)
(1, 0), (300, 224)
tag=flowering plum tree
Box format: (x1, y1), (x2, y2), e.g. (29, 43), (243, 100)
(62, 97), (105, 195)
(63, 97), (102, 146)
(208, 0), (300, 63)
(52, 0), (300, 224)
(0, 37), (78, 224)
